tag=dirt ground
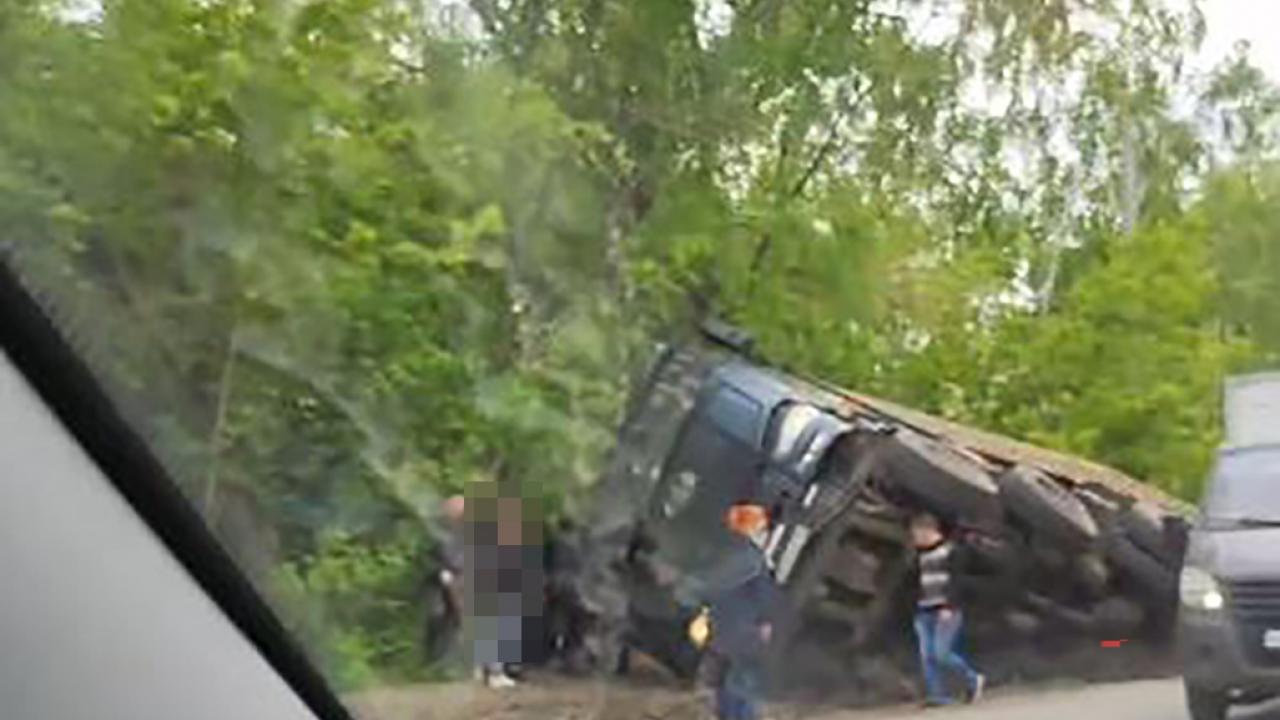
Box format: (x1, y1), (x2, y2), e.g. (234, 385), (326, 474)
(348, 672), (709, 720)
(346, 642), (1179, 720)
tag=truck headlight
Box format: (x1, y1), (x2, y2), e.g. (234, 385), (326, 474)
(1180, 566), (1225, 611)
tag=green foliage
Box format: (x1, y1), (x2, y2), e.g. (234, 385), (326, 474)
(276, 532), (425, 691)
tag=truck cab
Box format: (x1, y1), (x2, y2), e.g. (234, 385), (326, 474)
(604, 335), (862, 677)
(1179, 444), (1280, 720)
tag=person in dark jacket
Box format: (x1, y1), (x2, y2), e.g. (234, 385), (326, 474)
(423, 495), (467, 669)
(702, 501), (781, 720)
(910, 512), (985, 707)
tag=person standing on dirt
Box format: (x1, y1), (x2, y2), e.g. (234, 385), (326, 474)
(470, 492), (536, 689)
(426, 494), (468, 668)
(435, 495), (467, 616)
(909, 512), (986, 707)
(701, 501), (781, 720)
(543, 518), (591, 672)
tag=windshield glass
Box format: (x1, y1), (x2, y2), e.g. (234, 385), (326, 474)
(5, 0), (1280, 718)
(1206, 448), (1280, 521)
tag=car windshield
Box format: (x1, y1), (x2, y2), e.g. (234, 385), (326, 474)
(1205, 448), (1280, 522)
(4, 1), (1280, 719)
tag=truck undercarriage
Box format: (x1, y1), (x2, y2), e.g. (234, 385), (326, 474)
(571, 327), (1191, 703)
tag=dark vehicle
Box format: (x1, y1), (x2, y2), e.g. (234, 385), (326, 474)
(1179, 445), (1280, 720)
(585, 323), (1190, 696)
(580, 324), (885, 679)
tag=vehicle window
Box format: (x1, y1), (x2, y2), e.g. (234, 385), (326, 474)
(767, 402), (823, 463)
(1206, 448), (1280, 520)
(705, 384), (764, 445)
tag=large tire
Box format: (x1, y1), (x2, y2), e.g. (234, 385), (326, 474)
(1072, 553), (1111, 601)
(1120, 502), (1175, 567)
(965, 533), (1027, 575)
(880, 430), (1002, 529)
(1029, 535), (1070, 572)
(1185, 681), (1229, 720)
(1024, 592), (1095, 633)
(823, 544), (881, 597)
(1104, 531), (1177, 603)
(997, 465), (1098, 549)
(1093, 596), (1144, 636)
(1004, 609), (1042, 638)
(1076, 487), (1121, 531)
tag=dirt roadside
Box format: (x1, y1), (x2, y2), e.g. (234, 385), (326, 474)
(346, 669), (1114, 720)
(347, 673), (707, 720)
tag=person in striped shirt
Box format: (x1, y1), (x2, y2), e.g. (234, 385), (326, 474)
(910, 512), (986, 707)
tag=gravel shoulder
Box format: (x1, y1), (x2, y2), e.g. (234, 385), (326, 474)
(348, 673), (1280, 720)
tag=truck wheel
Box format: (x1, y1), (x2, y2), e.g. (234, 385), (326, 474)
(1104, 531), (1176, 603)
(1185, 681), (1229, 720)
(1120, 502), (1175, 567)
(1024, 592), (1095, 633)
(1093, 597), (1144, 636)
(881, 430), (1002, 530)
(997, 465), (1098, 550)
(1076, 487), (1121, 531)
(1004, 610), (1041, 637)
(1073, 553), (1111, 601)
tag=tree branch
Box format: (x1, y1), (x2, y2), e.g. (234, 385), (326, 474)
(790, 80), (870, 198)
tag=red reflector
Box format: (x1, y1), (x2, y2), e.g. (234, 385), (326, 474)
(1100, 640), (1129, 648)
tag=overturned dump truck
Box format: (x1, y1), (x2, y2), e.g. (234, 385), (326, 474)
(575, 322), (1193, 703)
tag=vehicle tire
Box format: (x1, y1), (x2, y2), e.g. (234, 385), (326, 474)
(1024, 592), (1095, 633)
(1004, 609), (1041, 637)
(880, 430), (1002, 529)
(1093, 596), (1144, 636)
(1076, 487), (1121, 531)
(1104, 531), (1177, 603)
(823, 544), (881, 597)
(1029, 535), (1071, 572)
(1185, 681), (1229, 720)
(965, 532), (1027, 575)
(1073, 553), (1111, 601)
(997, 465), (1099, 549)
(1163, 515), (1191, 566)
(1120, 502), (1175, 567)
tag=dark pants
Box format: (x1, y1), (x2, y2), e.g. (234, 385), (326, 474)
(913, 607), (979, 703)
(715, 656), (762, 720)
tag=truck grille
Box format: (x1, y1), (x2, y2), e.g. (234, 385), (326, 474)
(1229, 580), (1280, 667)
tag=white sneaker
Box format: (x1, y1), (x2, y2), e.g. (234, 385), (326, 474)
(967, 673), (986, 704)
(485, 670), (518, 689)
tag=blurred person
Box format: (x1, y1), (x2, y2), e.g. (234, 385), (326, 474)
(424, 494), (467, 668)
(909, 512), (985, 707)
(435, 494), (467, 606)
(577, 520), (668, 676)
(543, 518), (592, 672)
(469, 491), (542, 689)
(699, 501), (781, 720)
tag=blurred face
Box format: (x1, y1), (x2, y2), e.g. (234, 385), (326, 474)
(442, 495), (465, 522)
(910, 516), (943, 548)
(497, 496), (524, 546)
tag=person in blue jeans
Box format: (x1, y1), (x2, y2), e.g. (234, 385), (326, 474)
(910, 512), (986, 707)
(701, 501), (781, 720)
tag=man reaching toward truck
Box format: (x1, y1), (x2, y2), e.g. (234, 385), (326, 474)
(697, 501), (782, 720)
(910, 512), (986, 707)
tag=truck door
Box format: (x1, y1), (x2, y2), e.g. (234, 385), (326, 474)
(649, 381), (768, 574)
(760, 402), (853, 582)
